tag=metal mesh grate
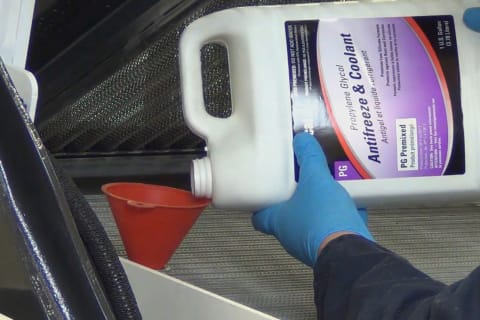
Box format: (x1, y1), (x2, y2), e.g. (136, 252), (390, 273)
(89, 193), (480, 320)
(37, 0), (334, 154)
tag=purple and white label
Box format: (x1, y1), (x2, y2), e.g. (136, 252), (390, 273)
(286, 16), (464, 180)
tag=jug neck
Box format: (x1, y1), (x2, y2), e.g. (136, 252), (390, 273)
(191, 157), (213, 198)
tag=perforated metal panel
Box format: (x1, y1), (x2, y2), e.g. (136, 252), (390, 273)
(37, 0), (334, 154)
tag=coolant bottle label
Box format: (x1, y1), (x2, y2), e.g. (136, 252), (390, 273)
(285, 16), (464, 180)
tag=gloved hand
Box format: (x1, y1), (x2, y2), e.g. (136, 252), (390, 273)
(464, 7), (480, 32)
(252, 133), (373, 267)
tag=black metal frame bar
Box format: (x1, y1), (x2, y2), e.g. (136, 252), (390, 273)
(0, 60), (115, 319)
(58, 153), (199, 193)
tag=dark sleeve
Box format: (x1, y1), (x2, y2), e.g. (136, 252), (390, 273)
(314, 234), (480, 320)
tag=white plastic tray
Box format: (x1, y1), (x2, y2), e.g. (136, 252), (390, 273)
(0, 0), (37, 120)
(0, 0), (35, 68)
(121, 258), (279, 320)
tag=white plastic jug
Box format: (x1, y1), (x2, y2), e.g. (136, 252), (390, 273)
(180, 0), (480, 210)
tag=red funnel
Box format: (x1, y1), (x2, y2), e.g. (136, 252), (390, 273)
(102, 182), (210, 269)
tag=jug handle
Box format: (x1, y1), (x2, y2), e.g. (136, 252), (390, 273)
(179, 17), (233, 139)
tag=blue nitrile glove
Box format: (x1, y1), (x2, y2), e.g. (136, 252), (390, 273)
(252, 133), (374, 267)
(464, 7), (480, 32)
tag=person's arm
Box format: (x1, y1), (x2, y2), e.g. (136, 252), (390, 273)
(252, 133), (480, 320)
(315, 234), (480, 320)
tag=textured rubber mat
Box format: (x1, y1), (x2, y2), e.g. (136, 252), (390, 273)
(89, 194), (480, 320)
